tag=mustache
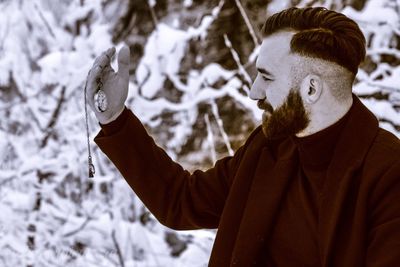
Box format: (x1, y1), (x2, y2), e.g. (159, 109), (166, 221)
(257, 100), (273, 113)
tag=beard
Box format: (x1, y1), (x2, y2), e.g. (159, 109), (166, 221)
(259, 89), (310, 141)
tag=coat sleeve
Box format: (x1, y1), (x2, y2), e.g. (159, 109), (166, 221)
(366, 159), (400, 266)
(94, 108), (259, 230)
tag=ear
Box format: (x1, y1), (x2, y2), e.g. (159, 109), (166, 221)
(299, 74), (323, 104)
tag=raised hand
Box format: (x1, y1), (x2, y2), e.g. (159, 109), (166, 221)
(86, 45), (130, 124)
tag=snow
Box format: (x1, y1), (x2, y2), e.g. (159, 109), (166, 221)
(183, 0), (193, 8)
(136, 23), (189, 98)
(342, 0), (399, 27)
(361, 98), (400, 124)
(148, 0), (157, 8)
(201, 63), (234, 85)
(267, 0), (290, 14)
(63, 2), (95, 27)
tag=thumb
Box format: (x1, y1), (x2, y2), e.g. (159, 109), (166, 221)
(117, 45), (130, 80)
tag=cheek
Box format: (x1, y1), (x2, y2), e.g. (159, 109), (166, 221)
(267, 86), (288, 109)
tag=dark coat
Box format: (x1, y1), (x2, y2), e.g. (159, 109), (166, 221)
(94, 96), (400, 267)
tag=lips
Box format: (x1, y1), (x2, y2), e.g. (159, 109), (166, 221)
(257, 100), (273, 113)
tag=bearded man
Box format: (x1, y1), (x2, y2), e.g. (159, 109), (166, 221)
(86, 7), (400, 267)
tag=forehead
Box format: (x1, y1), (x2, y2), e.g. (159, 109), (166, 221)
(256, 31), (295, 72)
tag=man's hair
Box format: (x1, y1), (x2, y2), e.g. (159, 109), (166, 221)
(261, 7), (366, 76)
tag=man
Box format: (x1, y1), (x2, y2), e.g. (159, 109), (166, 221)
(86, 7), (400, 267)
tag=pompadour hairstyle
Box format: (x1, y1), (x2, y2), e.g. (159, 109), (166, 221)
(261, 7), (366, 75)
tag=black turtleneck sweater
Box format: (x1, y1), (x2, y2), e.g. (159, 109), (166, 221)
(258, 109), (352, 266)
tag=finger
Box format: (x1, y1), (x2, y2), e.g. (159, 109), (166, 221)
(87, 65), (103, 98)
(98, 47), (116, 68)
(93, 47), (116, 69)
(105, 47), (116, 60)
(117, 45), (130, 80)
(89, 47), (115, 86)
(102, 64), (115, 76)
(86, 47), (116, 104)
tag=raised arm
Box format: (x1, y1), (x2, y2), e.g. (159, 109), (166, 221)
(94, 106), (252, 230)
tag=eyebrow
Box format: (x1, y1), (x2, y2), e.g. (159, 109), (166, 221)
(257, 67), (274, 77)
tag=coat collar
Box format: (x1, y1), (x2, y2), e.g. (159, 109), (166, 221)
(319, 95), (379, 266)
(230, 138), (298, 265)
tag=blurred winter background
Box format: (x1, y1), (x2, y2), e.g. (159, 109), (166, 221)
(0, 0), (399, 266)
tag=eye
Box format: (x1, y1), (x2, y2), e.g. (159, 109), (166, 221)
(261, 75), (273, 82)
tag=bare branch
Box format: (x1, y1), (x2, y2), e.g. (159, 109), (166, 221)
(33, 2), (56, 39)
(147, 0), (159, 30)
(210, 100), (234, 156)
(62, 217), (92, 238)
(41, 86), (66, 148)
(136, 64), (152, 97)
(223, 34), (253, 87)
(205, 114), (217, 163)
(234, 0), (259, 47)
(109, 212), (125, 267)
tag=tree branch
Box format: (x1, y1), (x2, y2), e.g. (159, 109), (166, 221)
(33, 2), (56, 39)
(109, 210), (125, 267)
(223, 34), (253, 87)
(234, 0), (259, 47)
(147, 0), (159, 30)
(210, 100), (234, 156)
(41, 86), (66, 148)
(62, 217), (92, 238)
(205, 114), (217, 162)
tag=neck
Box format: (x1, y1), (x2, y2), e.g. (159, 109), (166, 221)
(296, 96), (353, 138)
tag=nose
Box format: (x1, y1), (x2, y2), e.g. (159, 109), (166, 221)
(249, 76), (265, 100)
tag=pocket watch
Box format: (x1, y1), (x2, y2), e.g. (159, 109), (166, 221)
(94, 89), (108, 112)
